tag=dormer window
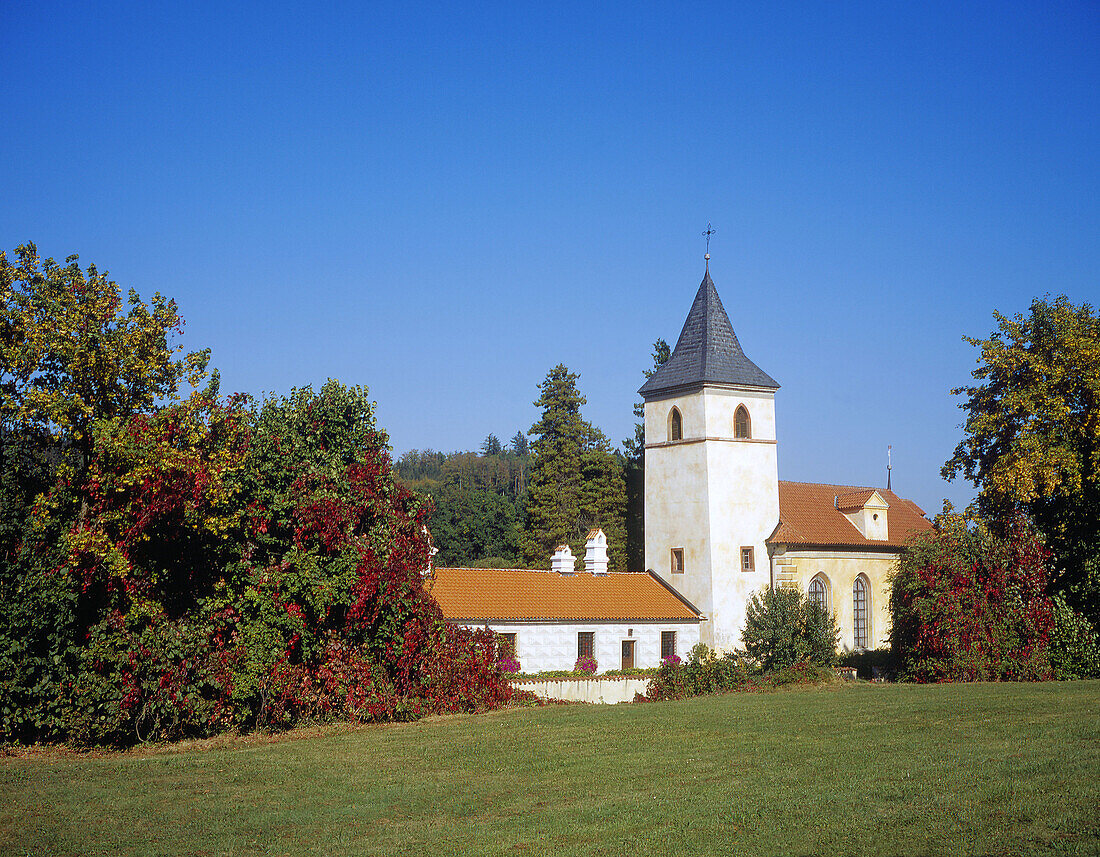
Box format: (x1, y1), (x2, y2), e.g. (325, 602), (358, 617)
(669, 407), (683, 441)
(735, 405), (751, 439)
(837, 490), (890, 540)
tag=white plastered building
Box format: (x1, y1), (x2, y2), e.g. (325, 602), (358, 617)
(430, 532), (703, 674)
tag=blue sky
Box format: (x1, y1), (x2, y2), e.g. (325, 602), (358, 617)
(3, 1), (1098, 517)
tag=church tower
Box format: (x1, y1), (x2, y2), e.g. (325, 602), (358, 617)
(639, 267), (780, 651)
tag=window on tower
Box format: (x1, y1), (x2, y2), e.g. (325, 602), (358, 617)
(740, 546), (755, 573)
(670, 548), (684, 574)
(735, 405), (751, 439)
(669, 407), (683, 441)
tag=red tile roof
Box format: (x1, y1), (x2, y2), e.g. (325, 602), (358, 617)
(768, 481), (931, 549)
(835, 489), (879, 512)
(429, 567), (702, 622)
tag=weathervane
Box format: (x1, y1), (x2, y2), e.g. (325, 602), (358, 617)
(702, 222), (716, 270)
(887, 445), (892, 491)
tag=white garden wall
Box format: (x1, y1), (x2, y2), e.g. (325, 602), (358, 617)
(511, 676), (653, 704)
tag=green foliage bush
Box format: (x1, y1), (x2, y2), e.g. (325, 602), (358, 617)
(600, 667), (656, 678)
(1048, 596), (1100, 679)
(647, 644), (750, 700)
(741, 586), (839, 671)
(646, 642), (834, 701)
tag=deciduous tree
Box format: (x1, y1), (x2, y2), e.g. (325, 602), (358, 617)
(1, 243), (208, 468)
(943, 295), (1100, 622)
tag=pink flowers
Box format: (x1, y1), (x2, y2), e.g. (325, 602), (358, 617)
(574, 656), (598, 675)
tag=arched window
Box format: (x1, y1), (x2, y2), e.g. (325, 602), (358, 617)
(853, 575), (869, 649)
(809, 574), (830, 613)
(669, 407), (683, 441)
(735, 405), (751, 439)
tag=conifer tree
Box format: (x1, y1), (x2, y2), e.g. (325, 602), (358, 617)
(523, 365), (627, 569)
(623, 339), (670, 570)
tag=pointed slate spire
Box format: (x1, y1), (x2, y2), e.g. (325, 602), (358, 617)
(639, 270), (779, 398)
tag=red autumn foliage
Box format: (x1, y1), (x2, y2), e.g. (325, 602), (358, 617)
(890, 516), (1055, 682)
(31, 382), (516, 747)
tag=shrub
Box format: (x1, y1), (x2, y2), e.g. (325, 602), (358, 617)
(2, 381), (517, 747)
(752, 661), (835, 689)
(647, 644), (752, 700)
(741, 586), (839, 671)
(1048, 596), (1100, 679)
(890, 516), (1054, 682)
(647, 642), (835, 701)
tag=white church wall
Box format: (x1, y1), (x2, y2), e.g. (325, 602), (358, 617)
(704, 442), (779, 649)
(457, 621), (700, 674)
(644, 387), (780, 652)
(644, 399), (713, 639)
(776, 548), (898, 650)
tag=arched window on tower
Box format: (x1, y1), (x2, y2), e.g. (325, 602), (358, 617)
(669, 407), (683, 441)
(735, 405), (751, 439)
(809, 574), (830, 613)
(853, 575), (870, 649)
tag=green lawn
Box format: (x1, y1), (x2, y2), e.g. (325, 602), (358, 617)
(2, 681), (1099, 857)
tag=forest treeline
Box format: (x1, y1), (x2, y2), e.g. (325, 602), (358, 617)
(395, 343), (669, 572)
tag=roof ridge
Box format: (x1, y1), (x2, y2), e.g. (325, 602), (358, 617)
(779, 480), (880, 491)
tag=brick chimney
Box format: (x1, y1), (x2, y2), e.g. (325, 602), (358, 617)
(585, 528), (609, 576)
(551, 544), (576, 575)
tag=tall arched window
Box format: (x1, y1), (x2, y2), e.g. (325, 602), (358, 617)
(735, 405), (751, 439)
(809, 574), (830, 613)
(669, 407), (683, 441)
(853, 575), (869, 649)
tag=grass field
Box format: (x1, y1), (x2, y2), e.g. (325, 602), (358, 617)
(2, 681), (1098, 856)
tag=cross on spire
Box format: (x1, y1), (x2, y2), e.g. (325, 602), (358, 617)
(702, 222), (716, 271)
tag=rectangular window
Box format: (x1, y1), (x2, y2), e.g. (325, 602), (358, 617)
(741, 546), (755, 573)
(497, 632), (516, 661)
(661, 630), (677, 660)
(671, 548), (685, 574)
(577, 631), (594, 661)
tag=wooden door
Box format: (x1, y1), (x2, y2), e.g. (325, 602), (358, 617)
(621, 640), (635, 670)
